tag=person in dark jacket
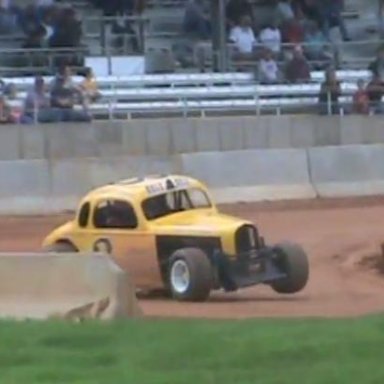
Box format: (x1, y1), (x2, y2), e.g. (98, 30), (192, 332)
(318, 67), (341, 115)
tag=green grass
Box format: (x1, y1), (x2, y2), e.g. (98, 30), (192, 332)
(1, 315), (384, 384)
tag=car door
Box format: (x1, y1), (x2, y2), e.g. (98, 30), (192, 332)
(88, 198), (164, 290)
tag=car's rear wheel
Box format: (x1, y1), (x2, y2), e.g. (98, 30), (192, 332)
(43, 241), (77, 253)
(168, 248), (213, 302)
(270, 242), (309, 294)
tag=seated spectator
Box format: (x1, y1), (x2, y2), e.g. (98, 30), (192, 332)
(304, 21), (333, 68)
(3, 83), (22, 123)
(21, 76), (59, 124)
(19, 4), (39, 36)
(318, 67), (341, 115)
(285, 45), (311, 83)
(368, 45), (384, 82)
(39, 5), (57, 47)
(226, 0), (253, 27)
(51, 64), (78, 91)
(182, 0), (210, 40)
(50, 6), (82, 49)
(0, 94), (14, 123)
(281, 17), (305, 46)
(352, 79), (369, 115)
(80, 67), (102, 105)
(50, 76), (92, 122)
(366, 74), (384, 114)
(229, 15), (257, 59)
(258, 48), (280, 84)
(258, 20), (282, 56)
(111, 14), (140, 54)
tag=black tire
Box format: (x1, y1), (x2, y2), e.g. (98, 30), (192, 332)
(168, 248), (213, 302)
(270, 242), (309, 294)
(43, 241), (77, 253)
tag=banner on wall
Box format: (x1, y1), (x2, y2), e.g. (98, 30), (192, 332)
(85, 56), (145, 76)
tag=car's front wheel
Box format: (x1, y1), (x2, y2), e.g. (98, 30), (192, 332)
(168, 248), (213, 302)
(270, 242), (309, 294)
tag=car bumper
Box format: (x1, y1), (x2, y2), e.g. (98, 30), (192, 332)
(211, 248), (287, 292)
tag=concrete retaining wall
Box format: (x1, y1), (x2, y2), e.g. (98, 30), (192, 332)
(1, 144), (384, 213)
(308, 144), (384, 197)
(177, 149), (316, 202)
(2, 115), (384, 160)
(0, 252), (142, 320)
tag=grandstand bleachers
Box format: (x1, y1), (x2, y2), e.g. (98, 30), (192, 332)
(0, 0), (381, 120)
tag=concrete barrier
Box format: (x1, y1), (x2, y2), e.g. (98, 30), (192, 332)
(308, 144), (384, 197)
(0, 156), (176, 214)
(176, 149), (316, 203)
(0, 252), (142, 320)
(2, 116), (384, 160)
(5, 144), (384, 213)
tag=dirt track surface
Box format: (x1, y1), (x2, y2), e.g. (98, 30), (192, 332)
(2, 197), (384, 319)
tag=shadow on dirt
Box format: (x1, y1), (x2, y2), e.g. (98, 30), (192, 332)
(357, 245), (384, 274)
(137, 290), (309, 303)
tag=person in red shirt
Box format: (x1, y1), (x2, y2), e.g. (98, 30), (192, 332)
(352, 79), (369, 114)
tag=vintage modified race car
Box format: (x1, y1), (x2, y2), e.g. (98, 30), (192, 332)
(42, 174), (309, 301)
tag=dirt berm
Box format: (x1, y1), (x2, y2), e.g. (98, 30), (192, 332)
(0, 252), (142, 321)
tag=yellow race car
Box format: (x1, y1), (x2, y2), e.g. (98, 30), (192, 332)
(42, 174), (309, 301)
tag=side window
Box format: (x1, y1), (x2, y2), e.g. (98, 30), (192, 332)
(78, 202), (90, 228)
(93, 199), (138, 229)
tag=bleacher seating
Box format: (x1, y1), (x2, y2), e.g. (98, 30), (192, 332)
(4, 69), (372, 119)
(0, 0), (379, 119)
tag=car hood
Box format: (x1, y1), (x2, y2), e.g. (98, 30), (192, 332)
(149, 209), (252, 236)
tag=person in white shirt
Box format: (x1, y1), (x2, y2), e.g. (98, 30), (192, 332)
(229, 15), (256, 57)
(258, 20), (282, 56)
(258, 48), (280, 83)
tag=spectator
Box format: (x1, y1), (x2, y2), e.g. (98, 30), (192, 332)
(226, 0), (253, 27)
(50, 76), (91, 122)
(0, 94), (14, 123)
(368, 46), (384, 82)
(4, 83), (22, 123)
(19, 4), (39, 36)
(285, 45), (311, 83)
(304, 21), (333, 68)
(80, 67), (102, 106)
(50, 6), (82, 48)
(352, 79), (369, 115)
(111, 14), (140, 54)
(51, 64), (77, 91)
(258, 48), (280, 84)
(366, 74), (384, 114)
(182, 0), (210, 40)
(318, 67), (341, 115)
(21, 76), (59, 124)
(39, 5), (57, 47)
(23, 24), (45, 48)
(229, 15), (256, 59)
(258, 20), (282, 56)
(281, 17), (305, 46)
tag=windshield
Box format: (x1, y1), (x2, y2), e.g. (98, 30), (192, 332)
(142, 188), (212, 220)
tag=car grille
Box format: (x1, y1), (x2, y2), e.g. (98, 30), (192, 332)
(235, 225), (258, 254)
